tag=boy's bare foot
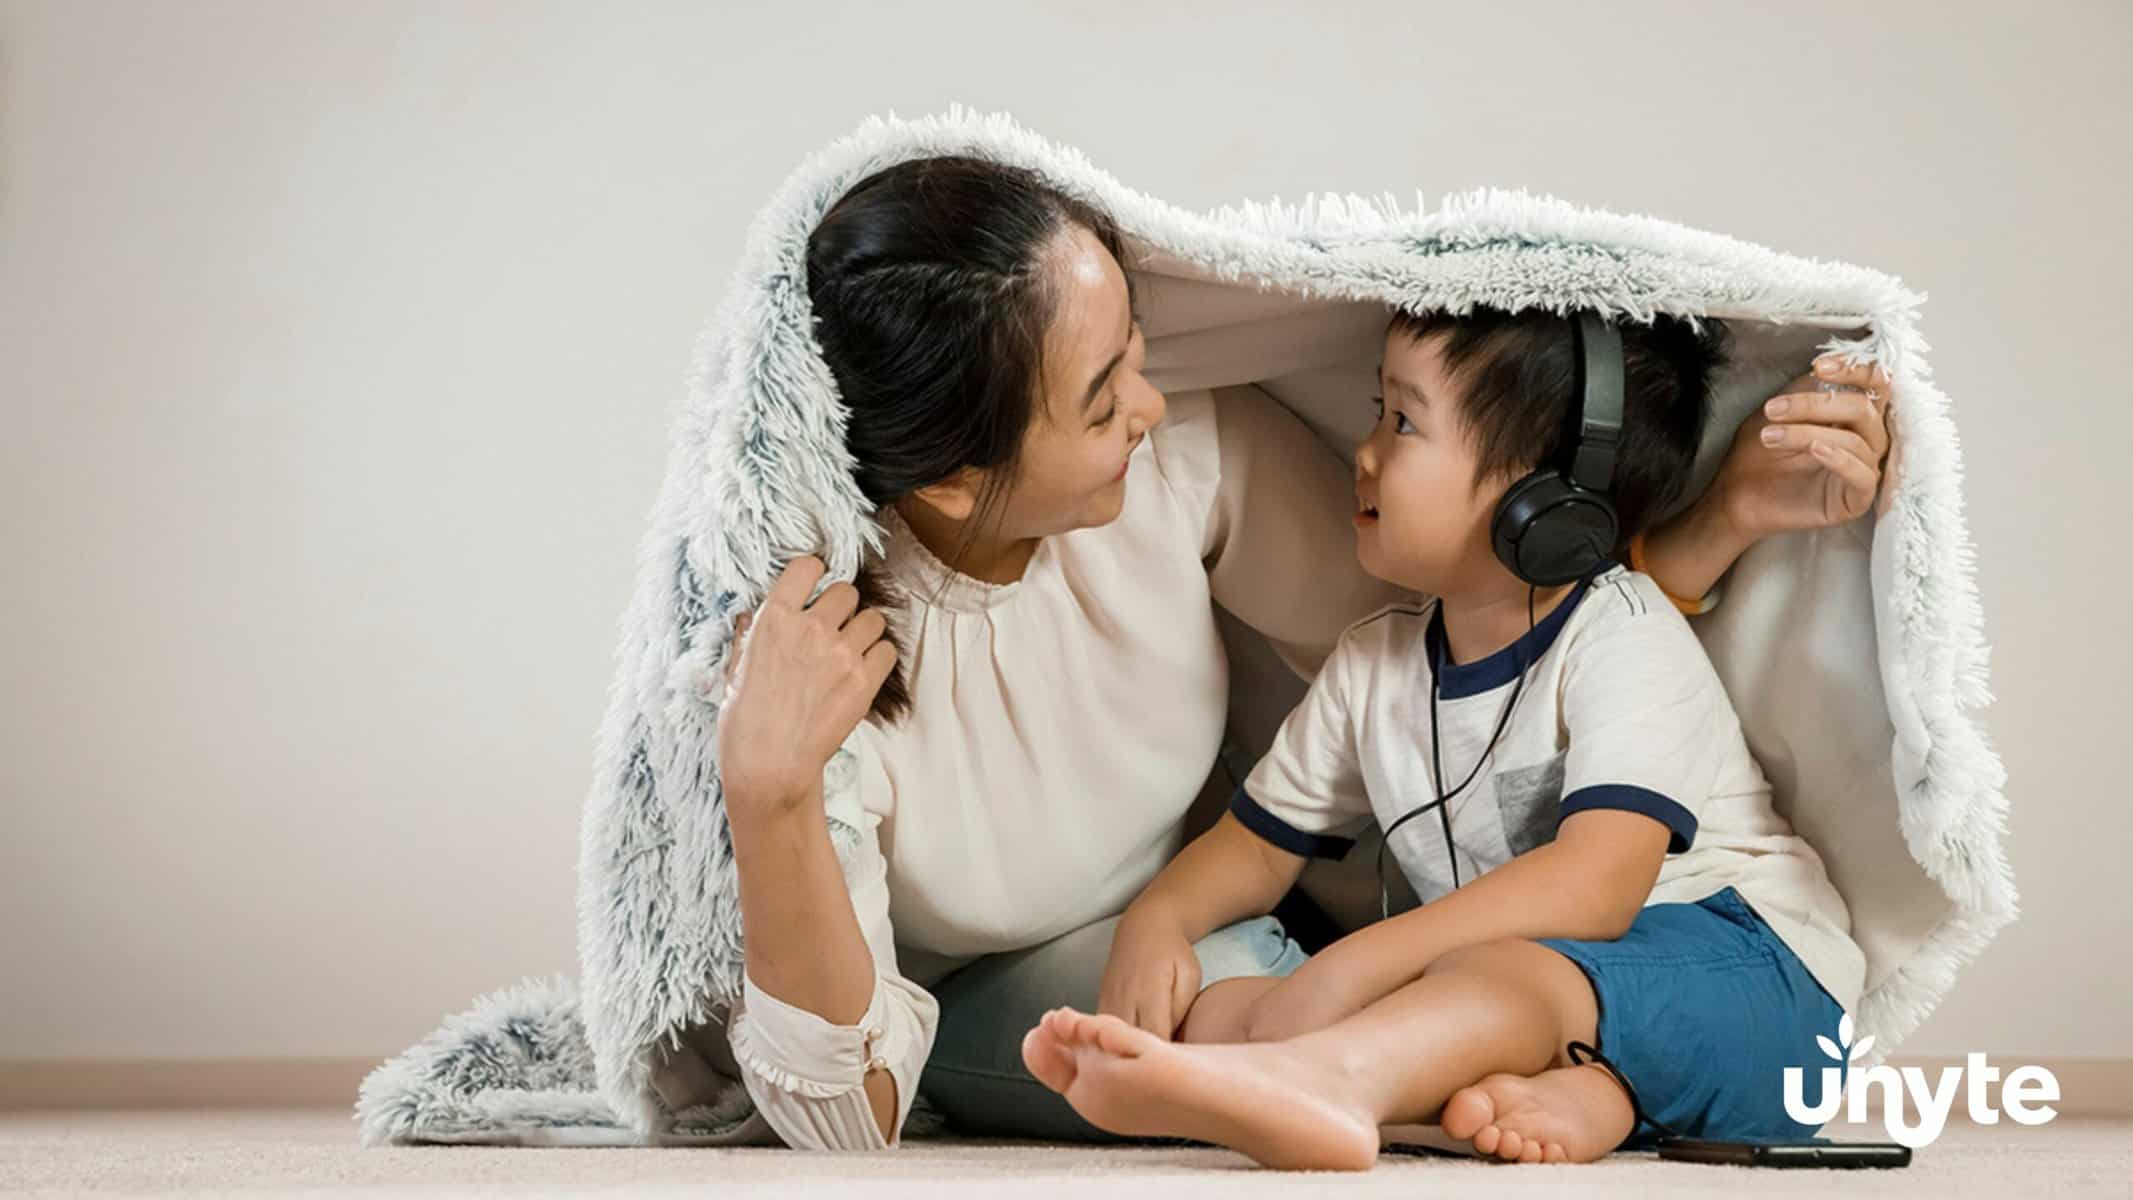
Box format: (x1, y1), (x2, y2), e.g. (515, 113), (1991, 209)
(1019, 1015), (1079, 1094)
(1021, 1007), (1380, 1171)
(1438, 1064), (1636, 1164)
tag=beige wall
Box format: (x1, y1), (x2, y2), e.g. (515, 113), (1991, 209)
(3, 0), (2124, 1061)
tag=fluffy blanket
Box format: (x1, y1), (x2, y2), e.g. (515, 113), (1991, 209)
(356, 108), (2012, 1147)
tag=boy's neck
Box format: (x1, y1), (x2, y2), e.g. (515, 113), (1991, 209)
(1437, 575), (1580, 667)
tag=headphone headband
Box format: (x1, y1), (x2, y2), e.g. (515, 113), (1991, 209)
(1568, 312), (1624, 491)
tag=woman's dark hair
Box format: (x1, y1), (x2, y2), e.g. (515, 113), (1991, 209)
(809, 156), (1131, 514)
(805, 155), (1131, 720)
(1388, 307), (1728, 550)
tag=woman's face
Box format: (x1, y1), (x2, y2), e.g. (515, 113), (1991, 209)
(983, 225), (1166, 539)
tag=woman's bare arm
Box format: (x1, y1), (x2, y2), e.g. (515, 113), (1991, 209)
(719, 556), (904, 1140)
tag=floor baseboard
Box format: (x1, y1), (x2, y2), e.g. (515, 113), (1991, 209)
(0, 1058), (375, 1110)
(4, 1055), (2129, 1117)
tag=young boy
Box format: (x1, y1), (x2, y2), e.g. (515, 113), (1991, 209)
(1020, 307), (1865, 1168)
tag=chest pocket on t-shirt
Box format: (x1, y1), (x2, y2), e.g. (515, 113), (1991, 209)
(1491, 753), (1566, 857)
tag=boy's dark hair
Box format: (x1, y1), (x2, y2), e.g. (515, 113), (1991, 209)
(1388, 307), (1728, 547)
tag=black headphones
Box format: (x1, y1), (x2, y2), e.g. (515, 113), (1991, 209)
(1489, 312), (1625, 587)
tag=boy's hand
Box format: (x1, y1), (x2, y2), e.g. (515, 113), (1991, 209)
(1098, 909), (1202, 1039)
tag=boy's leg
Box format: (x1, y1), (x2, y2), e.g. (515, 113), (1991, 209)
(1175, 913), (1309, 1042)
(1022, 938), (1633, 1169)
(930, 913), (1305, 1138)
(1177, 977), (1281, 1043)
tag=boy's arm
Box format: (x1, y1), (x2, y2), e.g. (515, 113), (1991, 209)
(1101, 813), (1306, 1037)
(1106, 627), (1371, 1038)
(1242, 810), (1668, 1041)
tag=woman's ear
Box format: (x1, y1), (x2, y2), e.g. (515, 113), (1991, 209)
(907, 468), (984, 522)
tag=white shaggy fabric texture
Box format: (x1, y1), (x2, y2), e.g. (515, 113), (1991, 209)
(355, 108), (2012, 1148)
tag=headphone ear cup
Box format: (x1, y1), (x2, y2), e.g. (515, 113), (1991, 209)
(1491, 470), (1564, 581)
(1493, 471), (1619, 586)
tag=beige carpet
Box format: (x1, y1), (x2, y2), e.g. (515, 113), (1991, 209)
(2, 1109), (2128, 1198)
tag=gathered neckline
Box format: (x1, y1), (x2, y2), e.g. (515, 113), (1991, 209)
(877, 505), (1053, 614)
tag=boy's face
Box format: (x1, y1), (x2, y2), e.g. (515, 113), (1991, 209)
(1353, 330), (1516, 594)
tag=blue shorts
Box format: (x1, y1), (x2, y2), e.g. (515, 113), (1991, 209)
(1537, 886), (1849, 1148)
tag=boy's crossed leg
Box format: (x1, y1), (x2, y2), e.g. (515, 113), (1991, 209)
(1174, 975), (1278, 1044)
(1022, 938), (1635, 1169)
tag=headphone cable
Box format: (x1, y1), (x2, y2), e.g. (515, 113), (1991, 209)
(1376, 583), (1540, 919)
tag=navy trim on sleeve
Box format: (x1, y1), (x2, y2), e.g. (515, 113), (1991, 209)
(1558, 785), (1698, 854)
(1228, 786), (1357, 860)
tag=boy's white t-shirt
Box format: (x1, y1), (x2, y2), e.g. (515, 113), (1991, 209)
(1236, 564), (1865, 1012)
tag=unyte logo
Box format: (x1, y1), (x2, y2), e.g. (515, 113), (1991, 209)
(1782, 1013), (2060, 1148)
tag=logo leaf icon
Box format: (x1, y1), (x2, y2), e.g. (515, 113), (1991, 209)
(1817, 1034), (1844, 1061)
(1838, 1012), (1855, 1046)
(1850, 1035), (1876, 1062)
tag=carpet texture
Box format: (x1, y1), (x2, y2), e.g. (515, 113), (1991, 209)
(9, 1110), (2128, 1198)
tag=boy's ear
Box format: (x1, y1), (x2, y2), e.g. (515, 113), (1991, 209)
(1475, 463), (1528, 505)
(907, 468), (985, 523)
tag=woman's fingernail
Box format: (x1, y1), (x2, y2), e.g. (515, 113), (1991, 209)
(1814, 357), (1838, 376)
(1761, 426), (1784, 446)
(1766, 397), (1792, 419)
(1812, 441), (1834, 459)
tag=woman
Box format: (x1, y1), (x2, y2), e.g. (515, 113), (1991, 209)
(699, 156), (1890, 1150)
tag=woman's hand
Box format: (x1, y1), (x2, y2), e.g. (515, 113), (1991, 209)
(1643, 355), (1894, 602)
(1098, 907), (1202, 1039)
(1714, 356), (1893, 538)
(715, 555), (898, 817)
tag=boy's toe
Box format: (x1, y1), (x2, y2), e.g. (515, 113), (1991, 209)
(1440, 1086), (1495, 1141)
(1054, 1009), (1096, 1044)
(1089, 1013), (1159, 1058)
(1021, 1025), (1077, 1094)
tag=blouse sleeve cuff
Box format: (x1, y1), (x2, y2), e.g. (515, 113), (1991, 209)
(730, 971), (897, 1100)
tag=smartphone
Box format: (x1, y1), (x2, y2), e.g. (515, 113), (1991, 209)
(1656, 1136), (1911, 1169)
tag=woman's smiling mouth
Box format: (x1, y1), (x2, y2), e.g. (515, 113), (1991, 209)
(1117, 438), (1145, 481)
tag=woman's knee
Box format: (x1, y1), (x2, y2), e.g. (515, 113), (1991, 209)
(1190, 915), (1309, 989)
